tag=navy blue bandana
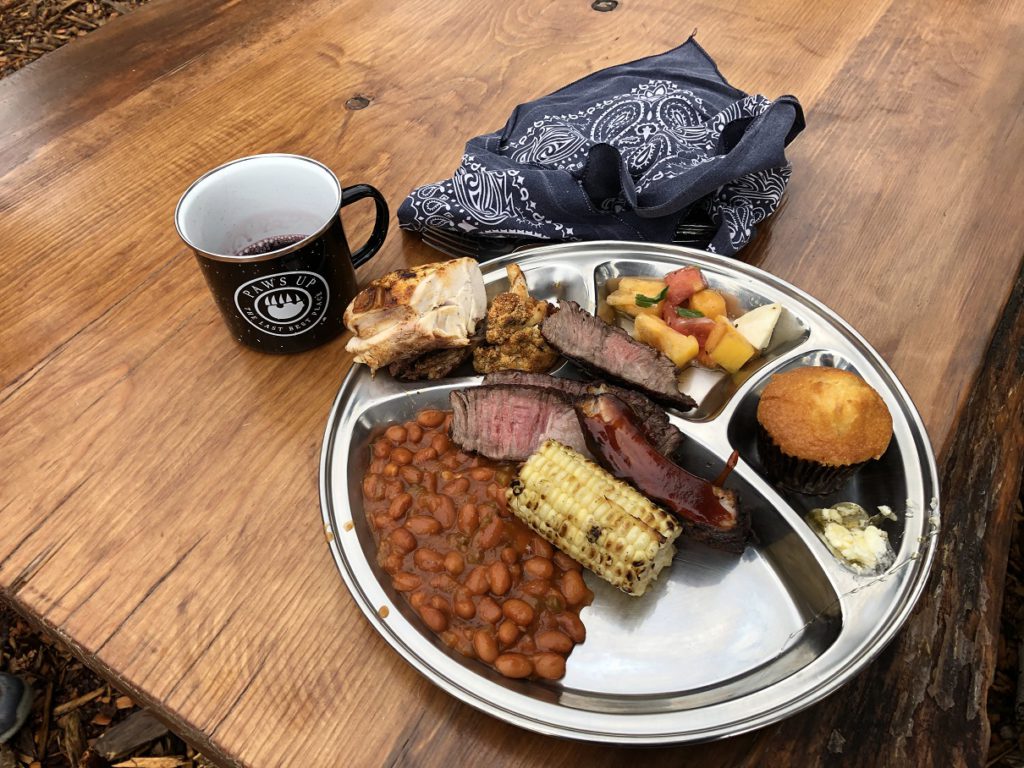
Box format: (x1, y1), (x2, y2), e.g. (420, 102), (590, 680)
(397, 38), (804, 256)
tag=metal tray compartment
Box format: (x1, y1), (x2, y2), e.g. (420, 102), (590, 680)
(320, 242), (939, 743)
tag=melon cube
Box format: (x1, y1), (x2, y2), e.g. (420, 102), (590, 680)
(733, 302), (782, 351)
(607, 288), (662, 317)
(634, 314), (700, 368)
(706, 317), (756, 373)
(688, 289), (728, 319)
(618, 277), (668, 296)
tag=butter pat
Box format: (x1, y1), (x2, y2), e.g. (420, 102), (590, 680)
(821, 522), (890, 571)
(808, 502), (895, 574)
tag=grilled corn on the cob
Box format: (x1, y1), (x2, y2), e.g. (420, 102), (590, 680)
(507, 440), (682, 596)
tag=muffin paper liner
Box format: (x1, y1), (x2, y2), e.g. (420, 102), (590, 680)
(755, 424), (864, 495)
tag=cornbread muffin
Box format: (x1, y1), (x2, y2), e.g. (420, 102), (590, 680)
(756, 367), (892, 494)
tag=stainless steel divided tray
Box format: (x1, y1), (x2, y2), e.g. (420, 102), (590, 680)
(319, 241), (940, 743)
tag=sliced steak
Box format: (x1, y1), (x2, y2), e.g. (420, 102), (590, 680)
(483, 369), (581, 392)
(540, 301), (696, 410)
(449, 385), (587, 461)
(482, 371), (683, 457)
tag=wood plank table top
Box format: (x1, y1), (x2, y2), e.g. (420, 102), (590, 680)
(2, 0), (1024, 765)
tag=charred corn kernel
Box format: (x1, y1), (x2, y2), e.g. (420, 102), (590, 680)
(507, 440), (682, 596)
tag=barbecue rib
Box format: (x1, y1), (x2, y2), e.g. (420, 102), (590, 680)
(576, 392), (749, 553)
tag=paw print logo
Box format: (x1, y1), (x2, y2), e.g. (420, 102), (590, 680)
(261, 291), (308, 322)
(234, 271), (330, 337)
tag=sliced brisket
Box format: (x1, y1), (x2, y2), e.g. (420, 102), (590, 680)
(540, 301), (696, 410)
(482, 370), (684, 457)
(449, 384), (587, 461)
(388, 346), (472, 380)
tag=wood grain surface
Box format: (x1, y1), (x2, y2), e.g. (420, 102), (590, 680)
(752, 258), (1024, 767)
(2, 0), (1024, 765)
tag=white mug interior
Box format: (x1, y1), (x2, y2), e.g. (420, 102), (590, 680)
(175, 154), (342, 259)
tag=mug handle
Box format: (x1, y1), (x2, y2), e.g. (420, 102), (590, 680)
(340, 184), (389, 268)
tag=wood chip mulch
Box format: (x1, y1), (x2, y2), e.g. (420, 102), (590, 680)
(0, 0), (150, 77)
(0, 601), (215, 768)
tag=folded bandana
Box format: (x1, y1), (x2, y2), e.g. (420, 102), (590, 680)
(398, 37), (804, 256)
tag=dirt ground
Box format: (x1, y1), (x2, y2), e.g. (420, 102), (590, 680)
(1, 1), (1022, 766)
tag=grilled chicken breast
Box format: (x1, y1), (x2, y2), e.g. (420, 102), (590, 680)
(344, 258), (487, 371)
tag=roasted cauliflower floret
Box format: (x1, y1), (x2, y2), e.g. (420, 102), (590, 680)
(473, 326), (559, 373)
(485, 292), (536, 344)
(473, 265), (558, 373)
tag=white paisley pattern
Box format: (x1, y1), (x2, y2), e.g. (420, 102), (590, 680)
(707, 166), (791, 252)
(399, 75), (797, 251)
(405, 157), (574, 238)
(506, 81), (767, 193)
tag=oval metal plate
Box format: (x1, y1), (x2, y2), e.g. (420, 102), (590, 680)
(319, 242), (940, 743)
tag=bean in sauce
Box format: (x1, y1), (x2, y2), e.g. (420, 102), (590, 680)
(363, 409), (594, 680)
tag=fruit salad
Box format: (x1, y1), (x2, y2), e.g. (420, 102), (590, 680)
(604, 266), (782, 374)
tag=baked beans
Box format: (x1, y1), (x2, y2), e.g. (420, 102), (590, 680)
(363, 409), (594, 681)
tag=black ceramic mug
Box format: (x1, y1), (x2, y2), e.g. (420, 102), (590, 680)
(174, 154), (388, 354)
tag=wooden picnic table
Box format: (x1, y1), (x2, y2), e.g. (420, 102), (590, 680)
(2, 0), (1023, 765)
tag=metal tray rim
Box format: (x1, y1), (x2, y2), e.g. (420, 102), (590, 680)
(319, 241), (940, 743)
